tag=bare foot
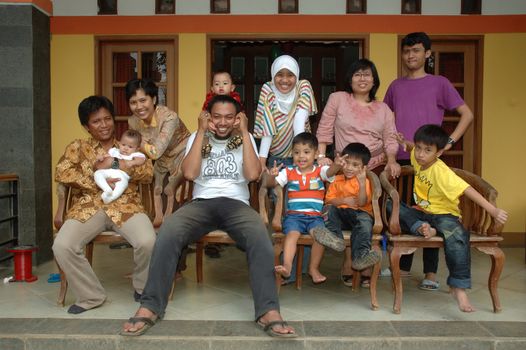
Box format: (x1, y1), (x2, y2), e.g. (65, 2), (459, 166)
(274, 265), (291, 279)
(418, 223), (437, 239)
(122, 307), (158, 334)
(451, 287), (476, 312)
(308, 269), (327, 284)
(256, 309), (296, 337)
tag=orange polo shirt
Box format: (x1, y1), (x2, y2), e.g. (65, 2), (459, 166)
(325, 174), (373, 215)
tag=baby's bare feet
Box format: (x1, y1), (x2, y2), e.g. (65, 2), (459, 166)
(451, 287), (476, 313)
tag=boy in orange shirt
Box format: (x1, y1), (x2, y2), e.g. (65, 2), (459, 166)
(314, 142), (381, 272)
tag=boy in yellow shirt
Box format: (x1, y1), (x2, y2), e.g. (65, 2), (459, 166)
(393, 124), (508, 312)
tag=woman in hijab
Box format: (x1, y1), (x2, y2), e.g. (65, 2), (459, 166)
(254, 54), (318, 230)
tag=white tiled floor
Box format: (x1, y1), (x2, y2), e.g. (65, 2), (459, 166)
(1, 246), (524, 322)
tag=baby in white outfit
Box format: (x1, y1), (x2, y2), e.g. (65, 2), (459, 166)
(94, 129), (146, 204)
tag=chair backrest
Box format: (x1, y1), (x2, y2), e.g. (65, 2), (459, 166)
(380, 165), (502, 237)
(53, 182), (154, 230)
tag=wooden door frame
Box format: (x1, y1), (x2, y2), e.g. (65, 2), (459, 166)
(396, 35), (484, 175)
(95, 35), (179, 114)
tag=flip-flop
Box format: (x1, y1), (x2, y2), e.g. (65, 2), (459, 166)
(419, 279), (440, 291)
(256, 319), (298, 338)
(120, 316), (157, 336)
(341, 274), (353, 287)
(360, 276), (371, 289)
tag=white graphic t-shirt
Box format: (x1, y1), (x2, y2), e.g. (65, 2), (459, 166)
(185, 132), (258, 205)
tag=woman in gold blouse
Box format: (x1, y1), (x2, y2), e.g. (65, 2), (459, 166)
(126, 79), (191, 227)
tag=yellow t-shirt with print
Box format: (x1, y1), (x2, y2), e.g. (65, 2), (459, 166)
(410, 149), (469, 217)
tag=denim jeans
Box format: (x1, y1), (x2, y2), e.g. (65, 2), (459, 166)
(325, 205), (373, 260)
(140, 197), (279, 320)
(388, 200), (471, 289)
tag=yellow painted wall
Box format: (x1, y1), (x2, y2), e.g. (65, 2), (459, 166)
(49, 32), (526, 233)
(177, 33), (207, 133)
(50, 35), (95, 215)
(369, 33), (398, 100)
(482, 34), (526, 232)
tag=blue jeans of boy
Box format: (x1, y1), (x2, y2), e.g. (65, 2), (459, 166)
(325, 205), (373, 260)
(388, 201), (471, 289)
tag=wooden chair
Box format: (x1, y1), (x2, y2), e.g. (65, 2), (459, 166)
(269, 170), (384, 310)
(380, 165), (505, 314)
(53, 182), (153, 306)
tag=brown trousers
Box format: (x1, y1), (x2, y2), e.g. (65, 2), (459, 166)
(52, 210), (156, 309)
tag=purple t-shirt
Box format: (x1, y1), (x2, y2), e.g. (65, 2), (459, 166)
(384, 74), (464, 160)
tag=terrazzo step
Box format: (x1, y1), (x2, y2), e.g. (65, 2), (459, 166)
(1, 319), (525, 350)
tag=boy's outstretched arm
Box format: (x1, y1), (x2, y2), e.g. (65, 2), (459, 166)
(463, 186), (508, 224)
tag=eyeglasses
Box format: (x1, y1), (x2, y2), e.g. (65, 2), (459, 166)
(352, 72), (373, 80)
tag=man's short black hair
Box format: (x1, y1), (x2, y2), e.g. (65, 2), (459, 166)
(292, 132), (318, 149)
(206, 94), (241, 114)
(414, 124), (449, 150)
(341, 142), (371, 165)
(78, 95), (115, 126)
(401, 32), (432, 51)
(125, 78), (159, 105)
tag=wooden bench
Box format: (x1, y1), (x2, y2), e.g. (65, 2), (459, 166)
(380, 166), (505, 314)
(269, 170), (384, 310)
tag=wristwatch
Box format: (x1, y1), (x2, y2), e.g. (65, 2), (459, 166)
(111, 157), (120, 169)
(447, 137), (455, 146)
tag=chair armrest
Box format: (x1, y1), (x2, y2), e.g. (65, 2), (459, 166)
(379, 171), (401, 235)
(54, 183), (68, 230)
(366, 170), (383, 235)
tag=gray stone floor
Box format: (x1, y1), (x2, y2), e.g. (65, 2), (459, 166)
(0, 247), (524, 349)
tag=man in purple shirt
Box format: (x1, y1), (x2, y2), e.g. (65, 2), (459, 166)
(384, 32), (473, 291)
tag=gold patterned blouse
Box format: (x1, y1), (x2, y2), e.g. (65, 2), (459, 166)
(128, 105), (191, 176)
(55, 137), (154, 226)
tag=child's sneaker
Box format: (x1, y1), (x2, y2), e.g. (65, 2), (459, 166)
(352, 250), (381, 271)
(312, 226), (345, 252)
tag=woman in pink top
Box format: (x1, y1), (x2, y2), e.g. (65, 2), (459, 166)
(317, 59), (400, 177)
(316, 58), (401, 287)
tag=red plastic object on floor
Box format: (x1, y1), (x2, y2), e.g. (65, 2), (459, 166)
(7, 246), (38, 282)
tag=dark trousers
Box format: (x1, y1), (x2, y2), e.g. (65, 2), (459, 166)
(325, 205), (373, 260)
(140, 197), (279, 319)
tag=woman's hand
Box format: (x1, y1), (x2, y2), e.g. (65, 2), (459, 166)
(385, 160), (401, 179)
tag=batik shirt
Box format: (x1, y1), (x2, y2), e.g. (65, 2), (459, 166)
(55, 137), (153, 226)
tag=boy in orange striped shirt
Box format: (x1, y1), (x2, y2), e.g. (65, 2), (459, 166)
(267, 132), (343, 284)
(314, 143), (381, 273)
